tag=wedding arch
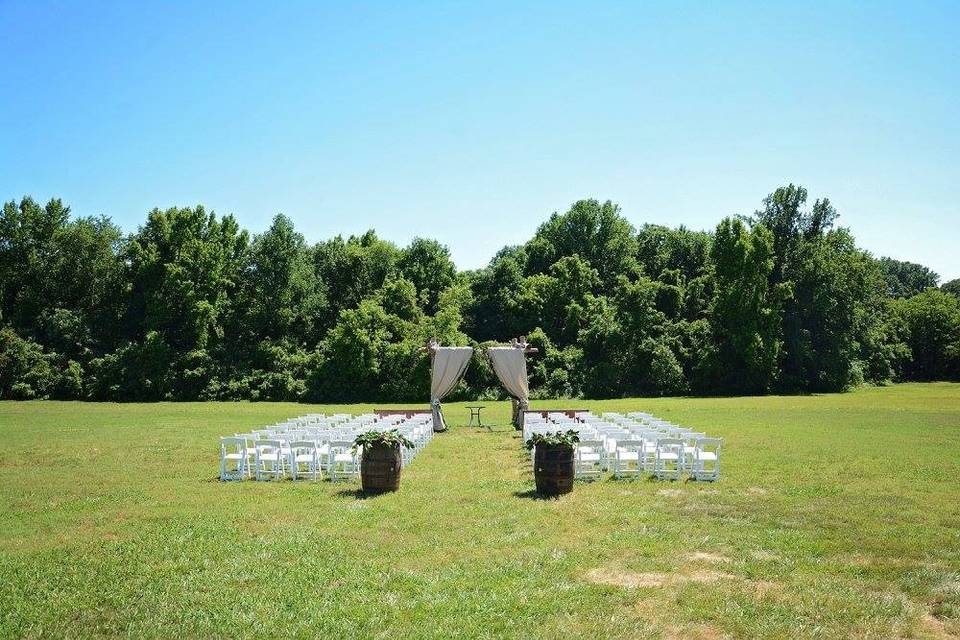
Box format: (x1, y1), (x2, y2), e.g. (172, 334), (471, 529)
(421, 336), (538, 432)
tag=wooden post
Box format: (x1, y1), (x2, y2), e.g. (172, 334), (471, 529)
(419, 337), (440, 355)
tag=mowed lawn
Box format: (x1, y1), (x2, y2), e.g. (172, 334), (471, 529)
(2, 385), (959, 639)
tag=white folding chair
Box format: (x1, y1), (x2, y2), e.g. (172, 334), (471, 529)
(576, 440), (606, 479)
(219, 437), (247, 481)
(289, 441), (321, 481)
(654, 438), (684, 480)
(613, 439), (644, 479)
(234, 433), (258, 477)
(254, 439), (286, 481)
(681, 432), (706, 470)
(328, 440), (359, 481)
(691, 437), (722, 481)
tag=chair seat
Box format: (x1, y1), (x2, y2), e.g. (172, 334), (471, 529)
(617, 451), (640, 461)
(658, 452), (679, 461)
(333, 453), (355, 463)
(259, 453), (281, 462)
(696, 452), (717, 461)
(223, 453), (244, 460)
(579, 453), (602, 462)
(294, 454), (315, 463)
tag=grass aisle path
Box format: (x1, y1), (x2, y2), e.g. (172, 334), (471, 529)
(1, 384), (959, 638)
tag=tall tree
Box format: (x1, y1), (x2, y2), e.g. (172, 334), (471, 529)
(525, 199), (639, 288)
(312, 230), (399, 327)
(894, 289), (960, 381)
(940, 278), (960, 298)
(878, 257), (939, 298)
(710, 218), (783, 393)
(238, 214), (326, 345)
(397, 237), (457, 315)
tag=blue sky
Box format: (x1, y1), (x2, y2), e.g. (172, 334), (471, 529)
(1, 1), (958, 280)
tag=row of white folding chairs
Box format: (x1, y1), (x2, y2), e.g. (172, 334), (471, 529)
(581, 436), (721, 481)
(526, 417), (722, 481)
(221, 417), (433, 481)
(221, 432), (428, 481)
(588, 416), (723, 480)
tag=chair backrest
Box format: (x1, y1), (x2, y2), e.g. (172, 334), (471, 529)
(255, 439), (282, 452)
(289, 440), (317, 454)
(696, 437), (722, 451)
(220, 437), (245, 453)
(578, 439), (604, 451)
(616, 439), (644, 451)
(656, 438), (684, 450)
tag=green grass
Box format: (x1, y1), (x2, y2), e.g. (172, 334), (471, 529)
(2, 384), (959, 639)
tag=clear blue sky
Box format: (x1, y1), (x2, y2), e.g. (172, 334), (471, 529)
(1, 1), (958, 280)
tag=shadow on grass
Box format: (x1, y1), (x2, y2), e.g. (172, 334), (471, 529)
(334, 488), (392, 500)
(513, 489), (566, 501)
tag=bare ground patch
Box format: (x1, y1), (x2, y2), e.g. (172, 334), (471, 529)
(686, 551), (730, 564)
(584, 568), (669, 588)
(918, 611), (959, 639)
(749, 579), (785, 597)
(656, 488), (686, 498)
(583, 567), (735, 589)
(663, 623), (731, 640)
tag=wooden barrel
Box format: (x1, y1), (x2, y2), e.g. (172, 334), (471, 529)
(361, 443), (402, 493)
(534, 444), (575, 496)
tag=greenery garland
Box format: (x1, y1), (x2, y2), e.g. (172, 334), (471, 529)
(525, 429), (581, 451)
(353, 429), (415, 453)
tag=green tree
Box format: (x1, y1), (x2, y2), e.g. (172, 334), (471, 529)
(753, 185), (885, 391)
(878, 257), (939, 298)
(464, 246), (527, 342)
(126, 205), (247, 353)
(397, 237), (457, 315)
(711, 218), (783, 394)
(0, 327), (57, 399)
(636, 224), (712, 283)
(312, 230), (399, 327)
(894, 289), (960, 381)
(236, 214), (326, 346)
(525, 199), (639, 288)
(0, 198), (126, 351)
(942, 278), (960, 298)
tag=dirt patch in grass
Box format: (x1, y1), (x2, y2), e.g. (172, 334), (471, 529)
(656, 488), (685, 497)
(918, 611), (959, 639)
(750, 549), (781, 562)
(663, 624), (730, 640)
(584, 567), (735, 589)
(746, 486), (769, 496)
(584, 568), (669, 588)
(684, 569), (736, 583)
(686, 551), (730, 563)
(749, 580), (785, 597)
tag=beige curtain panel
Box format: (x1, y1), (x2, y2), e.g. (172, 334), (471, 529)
(430, 346), (474, 432)
(487, 347), (530, 427)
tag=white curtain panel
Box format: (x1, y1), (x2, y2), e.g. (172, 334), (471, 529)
(430, 346), (474, 432)
(487, 347), (529, 426)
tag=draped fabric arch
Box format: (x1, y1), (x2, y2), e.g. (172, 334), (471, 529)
(430, 346), (474, 432)
(487, 346), (530, 428)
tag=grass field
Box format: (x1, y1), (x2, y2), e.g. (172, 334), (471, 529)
(2, 384), (959, 639)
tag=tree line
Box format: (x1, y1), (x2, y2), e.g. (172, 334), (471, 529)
(1, 185), (958, 401)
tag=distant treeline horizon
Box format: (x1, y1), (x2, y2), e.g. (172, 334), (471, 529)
(2, 184), (958, 402)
